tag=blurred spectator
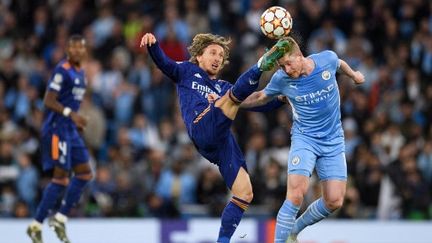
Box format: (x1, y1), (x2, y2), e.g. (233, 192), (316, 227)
(417, 140), (432, 188)
(15, 153), (38, 214)
(155, 6), (189, 45)
(79, 93), (107, 152)
(196, 166), (227, 216)
(156, 158), (197, 205)
(252, 158), (286, 216)
(87, 166), (116, 216)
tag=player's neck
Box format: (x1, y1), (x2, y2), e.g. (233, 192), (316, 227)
(67, 59), (81, 70)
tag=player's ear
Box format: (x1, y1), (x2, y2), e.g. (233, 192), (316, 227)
(196, 54), (203, 64)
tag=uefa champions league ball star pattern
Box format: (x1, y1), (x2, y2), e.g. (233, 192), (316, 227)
(260, 6), (293, 39)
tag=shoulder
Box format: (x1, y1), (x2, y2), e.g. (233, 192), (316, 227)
(317, 50), (338, 61)
(53, 61), (72, 74)
(312, 50), (339, 68)
(217, 79), (232, 86)
(178, 61), (195, 68)
(178, 61), (199, 75)
(271, 69), (288, 82)
(50, 61), (71, 82)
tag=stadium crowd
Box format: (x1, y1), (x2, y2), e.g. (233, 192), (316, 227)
(0, 0), (431, 220)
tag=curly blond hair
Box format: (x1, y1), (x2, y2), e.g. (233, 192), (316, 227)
(188, 33), (231, 67)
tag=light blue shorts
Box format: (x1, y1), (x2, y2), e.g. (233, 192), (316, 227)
(287, 135), (347, 181)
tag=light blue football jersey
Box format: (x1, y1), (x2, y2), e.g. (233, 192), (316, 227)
(264, 50), (343, 139)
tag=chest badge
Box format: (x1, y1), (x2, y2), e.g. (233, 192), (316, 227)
(215, 84), (221, 93)
(74, 78), (80, 85)
(322, 70), (331, 80)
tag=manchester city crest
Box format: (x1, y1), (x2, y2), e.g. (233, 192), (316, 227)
(291, 156), (300, 165)
(322, 70), (331, 80)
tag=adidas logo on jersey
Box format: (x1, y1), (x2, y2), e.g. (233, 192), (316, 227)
(248, 78), (258, 85)
(194, 73), (202, 79)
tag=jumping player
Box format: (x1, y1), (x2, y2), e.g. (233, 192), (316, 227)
(140, 32), (289, 243)
(27, 35), (92, 243)
(241, 36), (365, 243)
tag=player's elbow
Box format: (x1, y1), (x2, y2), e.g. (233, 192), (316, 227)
(257, 91), (270, 105)
(43, 95), (55, 110)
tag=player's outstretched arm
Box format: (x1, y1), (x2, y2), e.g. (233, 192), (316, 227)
(338, 59), (365, 85)
(240, 91), (286, 112)
(240, 91), (273, 108)
(140, 33), (183, 82)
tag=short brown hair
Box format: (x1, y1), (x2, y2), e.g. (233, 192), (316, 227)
(188, 33), (231, 67)
(280, 36), (301, 56)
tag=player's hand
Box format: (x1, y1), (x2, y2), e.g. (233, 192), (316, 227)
(277, 95), (288, 103)
(140, 33), (157, 47)
(70, 112), (87, 130)
(352, 71), (365, 85)
(207, 93), (219, 103)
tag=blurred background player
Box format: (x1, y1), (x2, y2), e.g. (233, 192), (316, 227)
(241, 36), (365, 243)
(140, 32), (288, 243)
(27, 35), (92, 243)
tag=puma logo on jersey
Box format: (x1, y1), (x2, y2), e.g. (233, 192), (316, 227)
(289, 84), (298, 89)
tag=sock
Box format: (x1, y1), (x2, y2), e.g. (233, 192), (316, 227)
(58, 177), (89, 216)
(274, 200), (300, 243)
(34, 182), (66, 223)
(230, 64), (262, 102)
(291, 197), (332, 235)
(217, 196), (249, 243)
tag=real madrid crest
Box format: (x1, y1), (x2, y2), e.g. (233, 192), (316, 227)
(291, 156), (300, 165)
(322, 70), (331, 80)
(215, 84), (221, 93)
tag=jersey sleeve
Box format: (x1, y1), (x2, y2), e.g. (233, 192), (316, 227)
(263, 71), (283, 97)
(220, 81), (233, 94)
(47, 67), (68, 93)
(325, 50), (341, 70)
(147, 42), (187, 83)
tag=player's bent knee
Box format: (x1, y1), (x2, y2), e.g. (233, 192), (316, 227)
(232, 187), (253, 203)
(324, 197), (344, 210)
(242, 191), (254, 203)
(75, 172), (93, 181)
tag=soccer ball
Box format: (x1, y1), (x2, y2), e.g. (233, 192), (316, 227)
(260, 6), (293, 39)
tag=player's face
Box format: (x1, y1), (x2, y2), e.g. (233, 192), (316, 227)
(67, 39), (87, 64)
(197, 44), (225, 78)
(278, 53), (303, 78)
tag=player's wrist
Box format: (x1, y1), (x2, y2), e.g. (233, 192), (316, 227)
(62, 107), (72, 117)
